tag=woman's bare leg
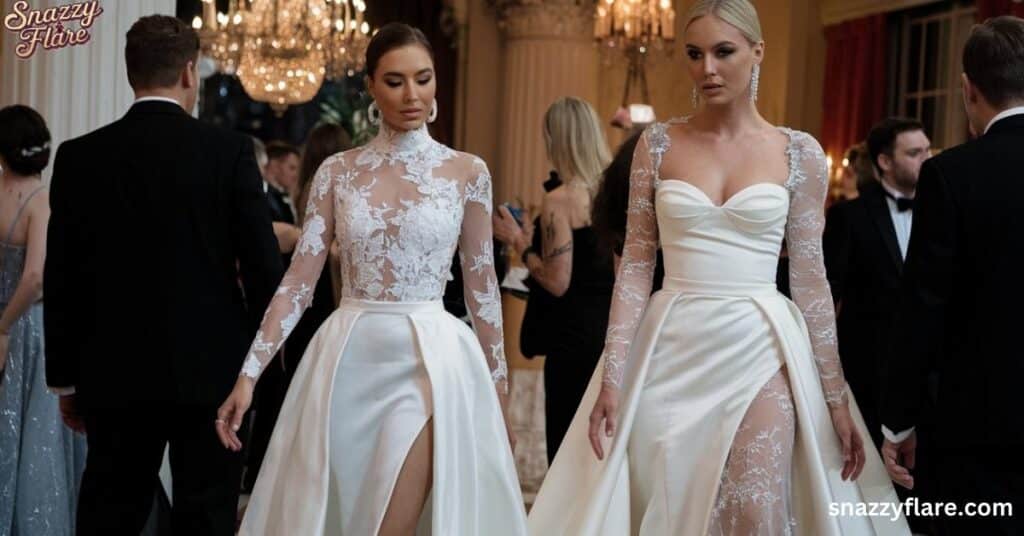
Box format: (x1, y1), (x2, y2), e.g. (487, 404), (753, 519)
(378, 417), (434, 536)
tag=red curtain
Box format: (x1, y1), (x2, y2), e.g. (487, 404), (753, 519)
(976, 0), (1024, 21)
(820, 14), (888, 166)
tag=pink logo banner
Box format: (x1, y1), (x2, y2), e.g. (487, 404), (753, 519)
(3, 0), (103, 59)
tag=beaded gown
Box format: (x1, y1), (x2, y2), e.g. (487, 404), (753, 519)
(0, 186), (86, 536)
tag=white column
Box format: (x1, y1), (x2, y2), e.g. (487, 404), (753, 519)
(1, 0), (177, 183)
(494, 0), (598, 209)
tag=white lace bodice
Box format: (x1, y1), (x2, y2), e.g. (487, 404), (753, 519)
(600, 118), (848, 407)
(240, 123), (508, 392)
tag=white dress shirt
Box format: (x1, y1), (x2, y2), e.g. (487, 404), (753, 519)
(133, 95), (184, 108)
(984, 105), (1024, 134)
(880, 180), (913, 259)
(883, 106), (1024, 444)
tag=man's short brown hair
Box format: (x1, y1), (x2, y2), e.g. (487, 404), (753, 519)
(125, 15), (200, 90)
(963, 16), (1024, 108)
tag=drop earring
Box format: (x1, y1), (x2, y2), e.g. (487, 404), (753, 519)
(367, 101), (381, 126)
(750, 64), (760, 102)
(691, 86), (699, 109)
(428, 99), (438, 123)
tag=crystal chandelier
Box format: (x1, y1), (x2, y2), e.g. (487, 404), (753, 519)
(193, 0), (246, 75)
(318, 0), (372, 80)
(595, 0), (675, 128)
(237, 0), (329, 114)
(594, 0), (676, 53)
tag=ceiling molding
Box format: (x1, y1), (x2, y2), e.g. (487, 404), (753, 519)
(821, 0), (942, 25)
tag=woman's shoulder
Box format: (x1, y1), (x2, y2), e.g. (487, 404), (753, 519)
(22, 181), (48, 208)
(451, 150), (491, 179)
(776, 126), (824, 156)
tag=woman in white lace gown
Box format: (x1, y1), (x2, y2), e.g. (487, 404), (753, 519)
(527, 2), (909, 535)
(215, 24), (527, 536)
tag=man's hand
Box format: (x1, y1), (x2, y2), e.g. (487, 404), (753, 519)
(59, 394), (86, 434)
(881, 430), (917, 489)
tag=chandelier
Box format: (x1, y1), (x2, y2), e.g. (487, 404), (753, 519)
(595, 0), (675, 128)
(194, 0), (375, 114)
(236, 0), (329, 113)
(193, 0), (247, 74)
(594, 0), (676, 53)
(318, 0), (372, 80)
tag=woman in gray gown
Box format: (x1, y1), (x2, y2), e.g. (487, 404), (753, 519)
(0, 105), (86, 536)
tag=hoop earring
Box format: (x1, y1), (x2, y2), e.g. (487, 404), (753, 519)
(428, 99), (438, 123)
(691, 86), (699, 109)
(367, 101), (381, 126)
(750, 64), (760, 102)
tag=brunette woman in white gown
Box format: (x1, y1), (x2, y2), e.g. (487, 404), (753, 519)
(527, 2), (909, 535)
(215, 24), (527, 536)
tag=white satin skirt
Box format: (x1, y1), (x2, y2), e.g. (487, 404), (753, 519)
(240, 299), (528, 535)
(527, 278), (910, 535)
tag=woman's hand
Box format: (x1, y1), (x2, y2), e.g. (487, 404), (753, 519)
(830, 404), (866, 481)
(588, 385), (620, 460)
(492, 206), (531, 253)
(215, 376), (255, 452)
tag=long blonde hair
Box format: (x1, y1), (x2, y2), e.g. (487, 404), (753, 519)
(685, 0), (763, 44)
(543, 97), (611, 195)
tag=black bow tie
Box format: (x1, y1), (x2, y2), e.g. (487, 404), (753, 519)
(884, 191), (914, 212)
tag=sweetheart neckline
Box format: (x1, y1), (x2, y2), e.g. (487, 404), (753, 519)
(656, 180), (789, 208)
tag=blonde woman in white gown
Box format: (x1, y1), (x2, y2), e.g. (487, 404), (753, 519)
(527, 2), (909, 534)
(215, 23), (527, 536)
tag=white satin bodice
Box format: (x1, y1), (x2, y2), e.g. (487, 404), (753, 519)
(656, 180), (789, 287)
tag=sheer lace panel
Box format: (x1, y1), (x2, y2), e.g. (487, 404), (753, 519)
(239, 124), (508, 392)
(781, 130), (848, 407)
(708, 369), (796, 536)
(600, 123), (668, 388)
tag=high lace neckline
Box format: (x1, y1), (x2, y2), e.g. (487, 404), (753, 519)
(370, 121), (434, 155)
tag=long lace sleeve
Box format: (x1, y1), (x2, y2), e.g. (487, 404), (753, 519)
(784, 132), (848, 407)
(239, 157), (337, 381)
(459, 157), (509, 394)
(601, 124), (667, 388)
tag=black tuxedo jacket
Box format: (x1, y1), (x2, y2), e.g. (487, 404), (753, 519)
(823, 180), (905, 443)
(265, 184), (295, 226)
(881, 114), (1024, 450)
(44, 100), (283, 410)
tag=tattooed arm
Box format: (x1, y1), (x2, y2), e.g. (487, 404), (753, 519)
(523, 188), (574, 296)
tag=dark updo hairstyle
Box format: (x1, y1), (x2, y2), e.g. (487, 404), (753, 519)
(0, 105), (52, 176)
(365, 22), (434, 78)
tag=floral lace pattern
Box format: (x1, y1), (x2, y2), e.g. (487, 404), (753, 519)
(239, 123), (508, 393)
(599, 120), (848, 407)
(708, 369), (797, 536)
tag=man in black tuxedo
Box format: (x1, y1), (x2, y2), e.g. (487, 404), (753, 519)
(44, 15), (282, 535)
(823, 117), (931, 449)
(263, 141), (300, 225)
(881, 16), (1024, 535)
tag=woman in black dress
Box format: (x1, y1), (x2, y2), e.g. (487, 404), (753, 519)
(494, 97), (614, 462)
